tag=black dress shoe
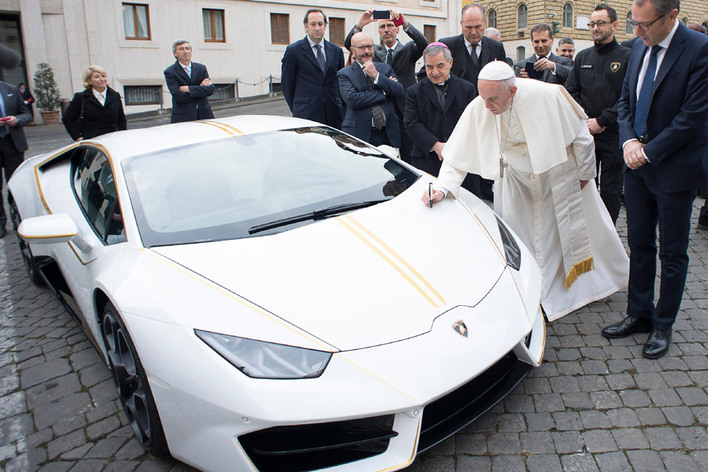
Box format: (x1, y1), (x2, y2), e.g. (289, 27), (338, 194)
(642, 328), (672, 359)
(601, 315), (653, 339)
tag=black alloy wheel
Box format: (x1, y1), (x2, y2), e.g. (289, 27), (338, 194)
(9, 200), (44, 286)
(100, 302), (169, 455)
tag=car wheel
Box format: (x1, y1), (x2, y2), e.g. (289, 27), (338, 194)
(100, 302), (169, 455)
(10, 200), (45, 286)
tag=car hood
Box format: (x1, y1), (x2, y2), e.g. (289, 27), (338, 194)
(153, 192), (508, 351)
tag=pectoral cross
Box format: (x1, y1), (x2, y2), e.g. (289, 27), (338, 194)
(499, 156), (508, 178)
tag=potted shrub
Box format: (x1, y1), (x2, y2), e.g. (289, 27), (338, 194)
(33, 62), (62, 125)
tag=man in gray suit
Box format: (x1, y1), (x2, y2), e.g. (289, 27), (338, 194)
(515, 23), (572, 85)
(345, 9), (427, 162)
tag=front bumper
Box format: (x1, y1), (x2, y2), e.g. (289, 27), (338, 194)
(125, 267), (544, 472)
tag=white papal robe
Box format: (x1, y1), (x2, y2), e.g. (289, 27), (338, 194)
(437, 79), (628, 321)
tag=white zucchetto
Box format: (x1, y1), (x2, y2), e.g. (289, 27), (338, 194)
(478, 61), (515, 81)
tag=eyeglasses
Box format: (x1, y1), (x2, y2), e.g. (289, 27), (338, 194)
(353, 44), (375, 50)
(378, 24), (396, 30)
(587, 20), (609, 28)
(627, 15), (664, 31)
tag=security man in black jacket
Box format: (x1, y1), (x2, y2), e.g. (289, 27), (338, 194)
(565, 3), (630, 224)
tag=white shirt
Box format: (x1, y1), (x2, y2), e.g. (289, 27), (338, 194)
(464, 37), (481, 58)
(92, 88), (106, 106)
(307, 37), (326, 62)
(636, 19), (679, 99)
(181, 62), (192, 78)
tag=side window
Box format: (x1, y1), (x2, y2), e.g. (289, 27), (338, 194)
(72, 148), (126, 244)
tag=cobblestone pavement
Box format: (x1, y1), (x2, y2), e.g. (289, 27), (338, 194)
(2, 99), (708, 471)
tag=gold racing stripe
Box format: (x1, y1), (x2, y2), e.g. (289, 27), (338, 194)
(198, 120), (244, 136)
(337, 214), (444, 308)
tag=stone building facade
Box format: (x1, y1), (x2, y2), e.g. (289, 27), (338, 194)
(475, 0), (708, 62)
(1, 0), (458, 119)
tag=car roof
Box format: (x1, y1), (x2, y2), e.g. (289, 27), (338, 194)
(79, 115), (321, 162)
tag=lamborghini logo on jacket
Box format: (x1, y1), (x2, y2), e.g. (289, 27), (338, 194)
(453, 321), (468, 337)
(610, 62), (622, 73)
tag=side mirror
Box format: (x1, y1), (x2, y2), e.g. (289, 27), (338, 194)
(18, 213), (95, 252)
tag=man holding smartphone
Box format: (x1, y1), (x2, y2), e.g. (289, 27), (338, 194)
(514, 23), (572, 85)
(344, 9), (428, 162)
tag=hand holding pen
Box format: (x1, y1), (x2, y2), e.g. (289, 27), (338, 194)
(422, 182), (445, 208)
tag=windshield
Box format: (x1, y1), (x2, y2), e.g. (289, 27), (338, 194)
(123, 126), (419, 247)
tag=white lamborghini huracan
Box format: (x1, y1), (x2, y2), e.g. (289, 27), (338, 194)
(9, 115), (544, 472)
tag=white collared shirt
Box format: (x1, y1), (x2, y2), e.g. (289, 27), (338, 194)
(307, 37), (326, 62)
(93, 88), (106, 106)
(636, 19), (679, 99)
(182, 62), (192, 78)
(464, 37), (481, 58)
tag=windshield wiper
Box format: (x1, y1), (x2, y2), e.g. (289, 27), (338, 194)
(248, 200), (388, 235)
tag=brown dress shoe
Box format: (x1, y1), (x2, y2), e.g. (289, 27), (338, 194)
(601, 315), (652, 339)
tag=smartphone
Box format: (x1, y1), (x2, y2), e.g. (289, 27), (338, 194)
(524, 61), (544, 80)
(372, 10), (390, 19)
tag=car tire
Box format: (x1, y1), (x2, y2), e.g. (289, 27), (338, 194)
(9, 199), (45, 286)
(100, 301), (169, 456)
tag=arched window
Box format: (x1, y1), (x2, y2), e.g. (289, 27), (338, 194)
(516, 46), (526, 62)
(518, 4), (528, 29)
(626, 12), (634, 34)
(488, 9), (498, 28)
(563, 3), (573, 28)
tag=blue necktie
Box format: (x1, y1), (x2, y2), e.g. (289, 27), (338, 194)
(0, 92), (8, 138)
(633, 45), (662, 138)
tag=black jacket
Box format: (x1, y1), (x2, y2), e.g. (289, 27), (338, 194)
(565, 39), (630, 136)
(63, 87), (127, 140)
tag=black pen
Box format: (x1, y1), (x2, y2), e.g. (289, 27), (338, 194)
(429, 182), (433, 208)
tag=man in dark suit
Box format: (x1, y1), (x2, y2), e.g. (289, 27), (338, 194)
(0, 80), (31, 238)
(565, 4), (630, 225)
(281, 9), (344, 129)
(514, 23), (572, 85)
(601, 0), (708, 359)
(344, 10), (428, 162)
(439, 4), (507, 87)
(164, 40), (214, 123)
(439, 3), (506, 201)
(404, 43), (476, 177)
(338, 32), (405, 147)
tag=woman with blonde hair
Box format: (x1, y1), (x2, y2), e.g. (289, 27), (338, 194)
(63, 65), (126, 141)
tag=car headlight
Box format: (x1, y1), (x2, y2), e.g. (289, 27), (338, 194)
(495, 216), (521, 271)
(195, 329), (332, 379)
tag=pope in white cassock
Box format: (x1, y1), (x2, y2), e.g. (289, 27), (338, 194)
(424, 61), (628, 321)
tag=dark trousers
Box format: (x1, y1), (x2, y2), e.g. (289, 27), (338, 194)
(0, 135), (25, 228)
(398, 119), (413, 164)
(369, 127), (391, 147)
(624, 170), (696, 330)
(595, 137), (624, 224)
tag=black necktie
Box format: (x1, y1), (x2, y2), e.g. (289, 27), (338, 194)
(387, 48), (393, 66)
(470, 44), (479, 65)
(633, 45), (662, 138)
